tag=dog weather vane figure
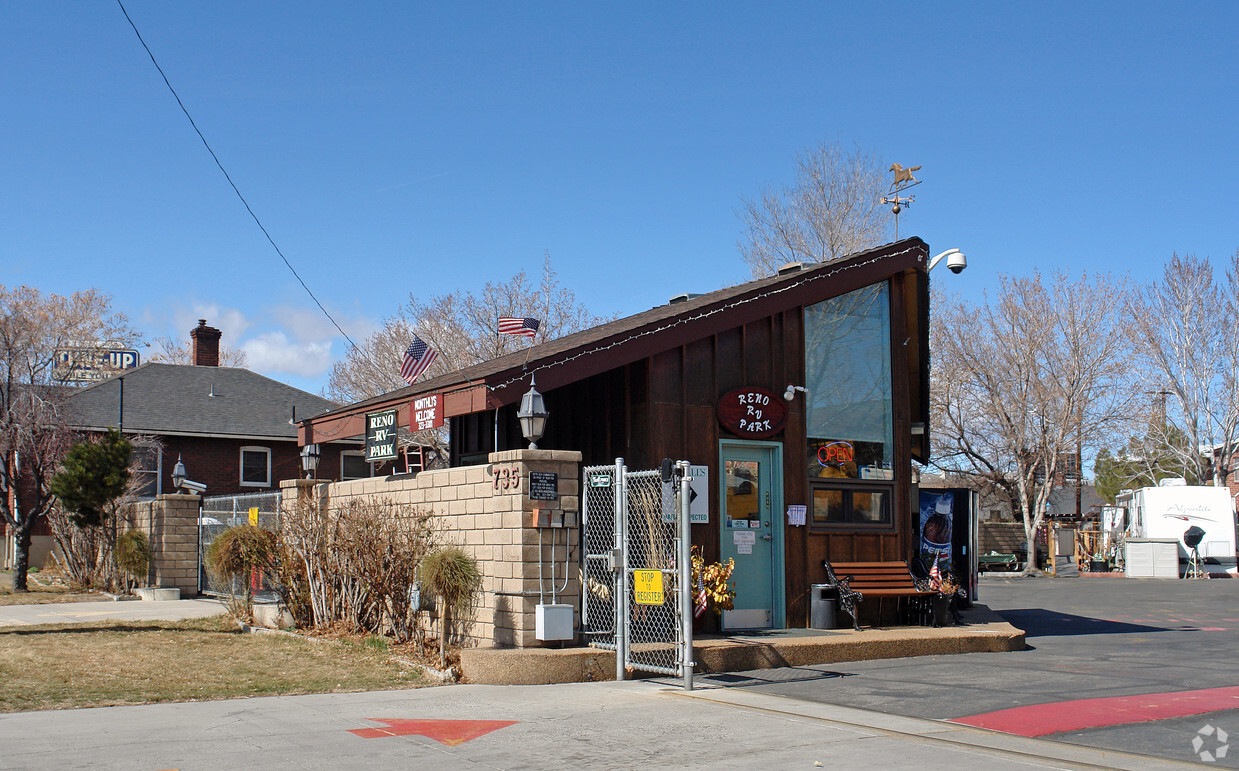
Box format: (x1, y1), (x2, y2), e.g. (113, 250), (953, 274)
(882, 163), (921, 240)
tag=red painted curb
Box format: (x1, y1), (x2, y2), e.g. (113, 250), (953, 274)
(950, 685), (1239, 737)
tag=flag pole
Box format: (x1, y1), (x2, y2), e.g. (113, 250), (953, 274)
(494, 318), (501, 452)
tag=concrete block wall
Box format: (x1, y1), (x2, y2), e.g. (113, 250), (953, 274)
(120, 494), (202, 596)
(284, 449), (583, 649)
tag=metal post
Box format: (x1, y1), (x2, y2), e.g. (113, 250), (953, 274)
(614, 457), (627, 682)
(678, 460), (694, 691)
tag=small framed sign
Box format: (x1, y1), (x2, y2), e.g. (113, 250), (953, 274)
(716, 387), (788, 439)
(529, 471), (559, 501)
(365, 409), (398, 462)
(411, 393), (444, 432)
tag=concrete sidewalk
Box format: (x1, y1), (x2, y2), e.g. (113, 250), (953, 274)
(463, 603), (1025, 684)
(0, 598), (225, 628)
(0, 679), (1184, 770)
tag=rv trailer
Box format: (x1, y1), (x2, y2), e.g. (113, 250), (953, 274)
(1116, 482), (1237, 576)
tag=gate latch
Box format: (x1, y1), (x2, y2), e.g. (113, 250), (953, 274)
(608, 548), (623, 572)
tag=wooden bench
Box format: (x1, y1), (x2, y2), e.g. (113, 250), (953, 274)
(822, 559), (937, 630)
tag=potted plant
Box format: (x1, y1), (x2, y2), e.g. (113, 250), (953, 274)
(690, 547), (736, 618)
(933, 573), (966, 626)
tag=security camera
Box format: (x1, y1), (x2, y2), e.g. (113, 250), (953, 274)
(927, 248), (968, 274)
(179, 478), (207, 494)
(947, 251), (967, 274)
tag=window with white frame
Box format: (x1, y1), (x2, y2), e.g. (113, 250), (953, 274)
(240, 446), (272, 487)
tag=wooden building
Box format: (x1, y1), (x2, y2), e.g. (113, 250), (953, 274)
(302, 238), (933, 630)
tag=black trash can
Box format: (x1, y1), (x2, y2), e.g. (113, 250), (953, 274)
(809, 583), (836, 629)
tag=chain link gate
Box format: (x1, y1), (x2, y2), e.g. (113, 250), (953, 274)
(581, 458), (694, 689)
(199, 491), (281, 599)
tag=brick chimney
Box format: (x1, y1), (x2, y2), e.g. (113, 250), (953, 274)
(190, 319), (222, 367)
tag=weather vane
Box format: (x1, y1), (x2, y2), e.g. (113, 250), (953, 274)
(881, 163), (921, 240)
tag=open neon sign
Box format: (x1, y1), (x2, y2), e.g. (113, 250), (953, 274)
(817, 441), (855, 467)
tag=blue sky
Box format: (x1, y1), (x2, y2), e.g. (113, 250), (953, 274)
(5, 2), (1237, 395)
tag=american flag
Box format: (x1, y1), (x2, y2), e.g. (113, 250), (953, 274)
(694, 574), (708, 618)
(400, 336), (437, 386)
(929, 555), (942, 590)
(498, 317), (541, 339)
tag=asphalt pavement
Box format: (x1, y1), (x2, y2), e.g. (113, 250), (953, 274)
(2, 576), (1234, 768)
(691, 573), (1239, 767)
(0, 678), (1184, 770)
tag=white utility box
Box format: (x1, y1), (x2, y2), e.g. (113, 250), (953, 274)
(1125, 538), (1181, 578)
(535, 603), (574, 641)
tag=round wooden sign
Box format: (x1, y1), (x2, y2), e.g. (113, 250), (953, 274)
(716, 387), (788, 439)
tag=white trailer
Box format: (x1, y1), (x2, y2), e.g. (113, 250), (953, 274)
(1116, 483), (1238, 576)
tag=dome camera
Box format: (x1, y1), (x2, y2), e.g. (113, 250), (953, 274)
(927, 248), (968, 275)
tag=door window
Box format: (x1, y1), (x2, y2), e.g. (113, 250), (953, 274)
(724, 460), (760, 524)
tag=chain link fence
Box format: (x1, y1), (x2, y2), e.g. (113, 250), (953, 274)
(582, 461), (691, 683)
(623, 468), (684, 676)
(199, 491), (282, 599)
(581, 463), (619, 649)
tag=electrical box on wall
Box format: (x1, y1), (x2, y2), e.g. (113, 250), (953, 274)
(535, 603), (574, 641)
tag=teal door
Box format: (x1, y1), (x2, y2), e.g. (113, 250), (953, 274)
(718, 442), (783, 629)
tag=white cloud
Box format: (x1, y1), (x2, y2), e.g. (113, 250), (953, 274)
(144, 301), (253, 347)
(242, 331), (334, 378)
(267, 304), (382, 345)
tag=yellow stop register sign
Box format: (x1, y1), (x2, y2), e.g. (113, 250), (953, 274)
(633, 570), (665, 605)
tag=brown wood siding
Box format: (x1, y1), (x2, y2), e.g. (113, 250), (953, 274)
(446, 266), (924, 629)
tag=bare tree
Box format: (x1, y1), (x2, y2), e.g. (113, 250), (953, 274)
(325, 255), (608, 403)
(738, 142), (892, 278)
(931, 272), (1135, 574)
(1129, 252), (1239, 487)
(146, 335), (248, 367)
(0, 285), (138, 591)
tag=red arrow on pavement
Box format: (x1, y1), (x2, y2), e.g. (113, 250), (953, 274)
(350, 719), (518, 746)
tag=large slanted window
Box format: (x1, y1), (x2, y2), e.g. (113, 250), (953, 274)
(240, 446), (271, 488)
(805, 282), (894, 528)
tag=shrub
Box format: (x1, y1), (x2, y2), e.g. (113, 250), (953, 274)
(206, 525), (279, 622)
(206, 525), (278, 579)
(280, 495), (438, 643)
(113, 530), (152, 584)
(421, 546), (482, 668)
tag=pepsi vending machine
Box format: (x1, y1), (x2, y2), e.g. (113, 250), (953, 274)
(916, 488), (979, 603)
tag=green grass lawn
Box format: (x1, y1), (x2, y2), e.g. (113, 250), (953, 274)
(0, 615), (434, 712)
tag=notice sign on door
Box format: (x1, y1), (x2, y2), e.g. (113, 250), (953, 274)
(633, 570), (665, 605)
(365, 408), (398, 462)
(733, 530), (756, 555)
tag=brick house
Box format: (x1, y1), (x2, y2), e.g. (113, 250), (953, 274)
(63, 320), (354, 497)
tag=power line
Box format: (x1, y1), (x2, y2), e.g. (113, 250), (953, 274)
(115, 0), (359, 354)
